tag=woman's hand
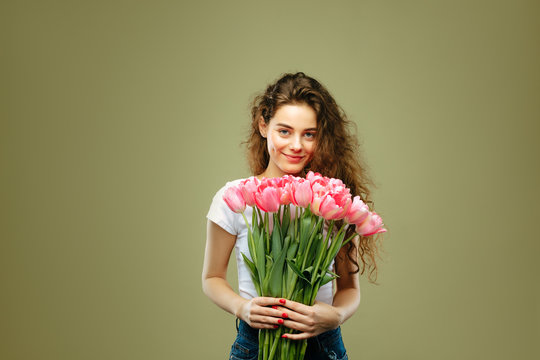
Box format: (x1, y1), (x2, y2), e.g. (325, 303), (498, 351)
(236, 297), (293, 330)
(273, 299), (343, 340)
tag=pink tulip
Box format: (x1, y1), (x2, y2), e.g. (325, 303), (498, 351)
(311, 181), (327, 196)
(291, 179), (313, 208)
(267, 177), (292, 206)
(254, 184), (281, 213)
(280, 181), (293, 205)
(355, 212), (387, 236)
(318, 193), (350, 220)
(331, 188), (352, 208)
(239, 177), (259, 206)
(328, 177), (346, 189)
(318, 195), (341, 220)
(310, 192), (324, 216)
(307, 171), (329, 194)
(306, 171), (324, 183)
(345, 196), (370, 224)
(223, 186), (246, 213)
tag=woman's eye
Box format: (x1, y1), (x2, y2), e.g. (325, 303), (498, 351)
(305, 132), (316, 139)
(279, 129), (289, 135)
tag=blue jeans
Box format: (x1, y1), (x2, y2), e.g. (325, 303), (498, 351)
(229, 319), (348, 360)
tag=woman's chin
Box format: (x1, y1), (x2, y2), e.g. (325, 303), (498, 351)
(281, 166), (304, 176)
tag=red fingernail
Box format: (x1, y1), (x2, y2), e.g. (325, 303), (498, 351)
(273, 325), (279, 329)
(279, 299), (286, 304)
(281, 334), (288, 338)
(272, 306), (278, 309)
(278, 319), (284, 324)
(282, 313), (288, 318)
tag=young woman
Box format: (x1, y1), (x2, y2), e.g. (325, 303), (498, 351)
(202, 72), (381, 360)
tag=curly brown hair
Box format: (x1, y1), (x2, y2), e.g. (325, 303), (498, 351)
(244, 72), (383, 283)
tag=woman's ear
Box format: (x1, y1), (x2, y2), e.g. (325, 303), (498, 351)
(258, 116), (267, 138)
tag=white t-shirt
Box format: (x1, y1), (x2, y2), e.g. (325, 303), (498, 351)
(206, 178), (334, 304)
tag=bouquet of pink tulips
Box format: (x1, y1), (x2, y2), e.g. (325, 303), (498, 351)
(223, 171), (386, 360)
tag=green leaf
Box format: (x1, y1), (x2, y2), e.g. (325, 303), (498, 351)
(267, 246), (287, 297)
(326, 269), (339, 278)
(270, 215), (282, 257)
(283, 235), (291, 253)
(241, 253), (259, 284)
(303, 282), (314, 304)
(303, 266), (315, 283)
(287, 217), (296, 238)
(286, 239), (298, 260)
(306, 233), (322, 264)
(265, 254), (273, 274)
(241, 252), (261, 294)
(320, 273), (336, 286)
(298, 216), (313, 254)
(286, 258), (309, 283)
(324, 230), (346, 269)
(281, 205), (290, 235)
(252, 209), (259, 238)
(294, 288), (304, 303)
(255, 231), (266, 286)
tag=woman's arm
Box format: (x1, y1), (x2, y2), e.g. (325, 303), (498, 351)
(201, 220), (245, 316)
(331, 235), (362, 324)
(275, 236), (361, 340)
(202, 220), (286, 329)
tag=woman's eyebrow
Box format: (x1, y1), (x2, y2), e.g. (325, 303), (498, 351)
(275, 123), (293, 129)
(275, 123), (317, 131)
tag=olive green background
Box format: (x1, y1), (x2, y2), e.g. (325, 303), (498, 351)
(2, 0), (539, 359)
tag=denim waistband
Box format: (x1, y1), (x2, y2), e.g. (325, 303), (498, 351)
(235, 318), (342, 347)
(236, 318), (259, 342)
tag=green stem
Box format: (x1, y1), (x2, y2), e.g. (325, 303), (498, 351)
(256, 207), (263, 228)
(263, 329), (269, 360)
(311, 220), (334, 282)
(264, 212), (270, 254)
(267, 327), (283, 360)
(301, 216), (324, 270)
(258, 330), (263, 360)
(322, 223), (347, 269)
(241, 212), (252, 238)
(241, 212), (256, 265)
(294, 206), (299, 238)
(298, 339), (308, 360)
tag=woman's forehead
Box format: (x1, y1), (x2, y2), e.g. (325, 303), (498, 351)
(272, 104), (317, 128)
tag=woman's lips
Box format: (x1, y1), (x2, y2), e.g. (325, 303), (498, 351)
(283, 153), (304, 163)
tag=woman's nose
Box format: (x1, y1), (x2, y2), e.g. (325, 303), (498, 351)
(290, 136), (302, 151)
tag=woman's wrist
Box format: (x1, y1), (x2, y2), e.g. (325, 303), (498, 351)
(333, 305), (347, 326)
(332, 287), (360, 326)
(233, 297), (248, 320)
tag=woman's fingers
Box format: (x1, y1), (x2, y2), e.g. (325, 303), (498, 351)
(249, 320), (281, 330)
(246, 298), (339, 341)
(272, 299), (315, 328)
(279, 317), (314, 332)
(281, 331), (312, 340)
(244, 297), (294, 326)
(274, 298), (313, 316)
(248, 297), (323, 334)
(247, 313), (284, 325)
(252, 297), (287, 307)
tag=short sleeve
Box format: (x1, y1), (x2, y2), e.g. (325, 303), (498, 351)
(206, 180), (242, 235)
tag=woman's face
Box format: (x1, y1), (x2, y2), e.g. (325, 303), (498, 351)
(258, 103), (317, 178)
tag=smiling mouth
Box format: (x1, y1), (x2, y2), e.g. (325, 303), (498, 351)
(283, 153), (304, 161)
